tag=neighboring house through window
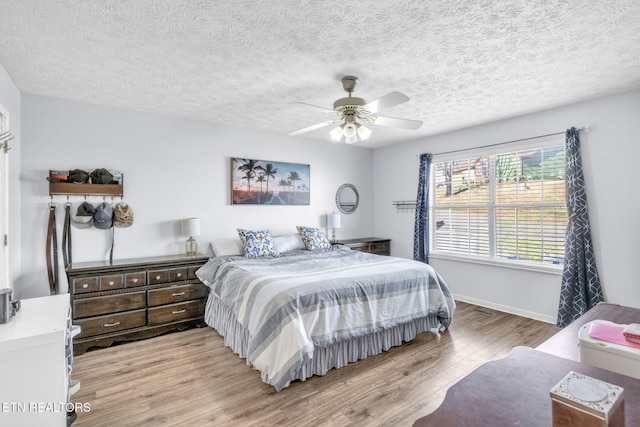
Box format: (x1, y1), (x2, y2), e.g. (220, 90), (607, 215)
(430, 140), (567, 269)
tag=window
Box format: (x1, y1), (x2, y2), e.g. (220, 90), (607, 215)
(430, 143), (567, 267)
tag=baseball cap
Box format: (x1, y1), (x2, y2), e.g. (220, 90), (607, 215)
(93, 202), (113, 229)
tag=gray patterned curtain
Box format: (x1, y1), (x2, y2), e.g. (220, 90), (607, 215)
(556, 127), (603, 328)
(413, 153), (432, 263)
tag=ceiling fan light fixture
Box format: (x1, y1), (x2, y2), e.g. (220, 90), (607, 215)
(329, 119), (371, 144)
(343, 122), (357, 139)
(357, 124), (372, 140)
(329, 126), (343, 141)
(345, 135), (358, 144)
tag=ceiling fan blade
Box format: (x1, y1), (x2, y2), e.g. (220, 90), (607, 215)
(290, 102), (338, 114)
(361, 91), (409, 114)
(287, 119), (341, 136)
(365, 115), (423, 130)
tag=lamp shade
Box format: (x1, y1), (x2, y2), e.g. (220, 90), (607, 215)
(181, 218), (200, 237)
(357, 124), (372, 140)
(330, 126), (343, 141)
(343, 123), (357, 138)
(327, 213), (342, 229)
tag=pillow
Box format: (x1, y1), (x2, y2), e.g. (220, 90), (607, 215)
(296, 226), (332, 251)
(237, 229), (277, 258)
(210, 238), (244, 257)
(272, 233), (305, 253)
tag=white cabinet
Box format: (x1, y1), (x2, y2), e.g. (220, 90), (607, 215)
(0, 294), (76, 426)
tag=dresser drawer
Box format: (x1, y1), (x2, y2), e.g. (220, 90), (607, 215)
(148, 269), (169, 285)
(346, 243), (368, 252)
(72, 276), (99, 294)
(147, 300), (206, 326)
(169, 267), (188, 282)
(343, 239), (391, 256)
(188, 264), (203, 280)
(147, 284), (209, 307)
(125, 271), (146, 288)
(100, 274), (124, 291)
(73, 291), (146, 319)
(75, 309), (146, 338)
(370, 241), (390, 255)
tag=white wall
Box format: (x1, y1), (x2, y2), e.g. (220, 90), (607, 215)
(0, 64), (21, 293)
(374, 90), (640, 323)
(17, 94), (373, 298)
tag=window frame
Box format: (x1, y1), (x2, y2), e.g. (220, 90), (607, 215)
(428, 136), (566, 274)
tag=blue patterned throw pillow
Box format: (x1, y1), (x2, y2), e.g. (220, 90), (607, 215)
(296, 226), (332, 251)
(237, 229), (277, 258)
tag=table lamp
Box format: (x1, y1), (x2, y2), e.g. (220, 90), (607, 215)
(181, 218), (200, 256)
(327, 213), (342, 243)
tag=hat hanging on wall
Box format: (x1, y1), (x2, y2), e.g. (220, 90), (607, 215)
(114, 202), (133, 228)
(71, 201), (95, 229)
(93, 202), (113, 229)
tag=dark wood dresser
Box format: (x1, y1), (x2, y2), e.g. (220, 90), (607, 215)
(338, 238), (391, 256)
(66, 254), (209, 355)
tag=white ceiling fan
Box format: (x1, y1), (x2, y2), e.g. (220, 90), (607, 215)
(287, 76), (423, 144)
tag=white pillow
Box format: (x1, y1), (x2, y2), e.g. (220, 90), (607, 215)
(272, 233), (305, 253)
(211, 238), (243, 256)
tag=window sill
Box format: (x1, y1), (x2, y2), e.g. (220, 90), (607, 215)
(428, 252), (564, 275)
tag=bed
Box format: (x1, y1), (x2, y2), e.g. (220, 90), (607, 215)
(197, 244), (455, 391)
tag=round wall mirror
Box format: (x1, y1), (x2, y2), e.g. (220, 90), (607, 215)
(336, 183), (359, 214)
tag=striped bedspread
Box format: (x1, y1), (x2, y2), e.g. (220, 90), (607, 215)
(197, 248), (455, 390)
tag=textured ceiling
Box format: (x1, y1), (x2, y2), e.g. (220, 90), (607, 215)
(1, 1), (639, 149)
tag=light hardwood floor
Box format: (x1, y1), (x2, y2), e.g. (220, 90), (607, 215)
(71, 301), (560, 427)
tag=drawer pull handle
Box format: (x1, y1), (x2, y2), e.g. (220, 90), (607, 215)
(103, 322), (121, 327)
(172, 292), (186, 297)
(156, 275), (161, 280)
(132, 278), (139, 283)
(176, 273), (182, 277)
(108, 281), (115, 286)
(172, 309), (186, 314)
(82, 284), (89, 289)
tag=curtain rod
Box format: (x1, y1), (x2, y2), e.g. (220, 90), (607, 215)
(428, 125), (591, 157)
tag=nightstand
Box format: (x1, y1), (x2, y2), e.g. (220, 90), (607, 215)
(337, 238), (391, 256)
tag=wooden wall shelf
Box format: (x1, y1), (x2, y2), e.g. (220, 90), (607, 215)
(49, 182), (124, 197)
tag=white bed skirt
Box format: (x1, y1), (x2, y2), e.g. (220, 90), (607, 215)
(204, 294), (442, 388)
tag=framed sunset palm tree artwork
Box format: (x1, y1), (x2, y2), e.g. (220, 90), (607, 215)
(231, 157), (310, 205)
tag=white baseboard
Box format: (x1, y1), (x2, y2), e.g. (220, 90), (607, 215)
(453, 294), (557, 324)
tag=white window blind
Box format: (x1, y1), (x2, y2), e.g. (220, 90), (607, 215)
(430, 144), (567, 266)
